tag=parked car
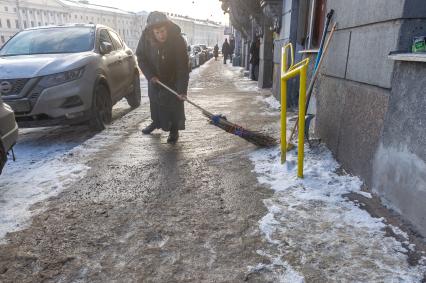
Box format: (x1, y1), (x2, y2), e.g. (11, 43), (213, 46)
(207, 47), (214, 59)
(191, 45), (202, 67)
(0, 24), (141, 131)
(189, 49), (199, 70)
(198, 44), (213, 60)
(192, 45), (208, 65)
(0, 96), (18, 174)
(181, 33), (194, 71)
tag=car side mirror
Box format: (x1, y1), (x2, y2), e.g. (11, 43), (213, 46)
(100, 41), (113, 55)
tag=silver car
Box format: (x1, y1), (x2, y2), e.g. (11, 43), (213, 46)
(0, 96), (18, 174)
(0, 24), (141, 130)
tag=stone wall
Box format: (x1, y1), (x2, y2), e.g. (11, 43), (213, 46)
(373, 60), (426, 236)
(317, 0), (426, 235)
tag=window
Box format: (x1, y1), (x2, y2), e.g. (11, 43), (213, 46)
(31, 21), (34, 27)
(108, 30), (123, 50)
(305, 0), (327, 48)
(6, 19), (11, 28)
(15, 20), (19, 29)
(4, 6), (8, 12)
(75, 15), (77, 19)
(1, 36), (5, 44)
(38, 22), (41, 26)
(23, 21), (27, 28)
(98, 29), (113, 47)
(0, 19), (2, 28)
(0, 27), (95, 55)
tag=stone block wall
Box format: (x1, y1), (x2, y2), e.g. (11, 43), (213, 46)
(317, 0), (426, 235)
(373, 60), (426, 236)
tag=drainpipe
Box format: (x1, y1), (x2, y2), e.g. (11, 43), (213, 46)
(307, 0), (316, 49)
(15, 0), (23, 30)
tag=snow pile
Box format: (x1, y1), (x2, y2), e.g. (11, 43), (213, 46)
(256, 95), (281, 110)
(249, 146), (426, 282)
(234, 77), (260, 92)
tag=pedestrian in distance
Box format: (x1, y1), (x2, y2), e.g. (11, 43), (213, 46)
(222, 38), (230, 64)
(136, 11), (190, 144)
(229, 37), (235, 64)
(250, 37), (260, 81)
(214, 44), (219, 61)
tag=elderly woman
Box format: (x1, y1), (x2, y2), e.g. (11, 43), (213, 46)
(136, 11), (190, 144)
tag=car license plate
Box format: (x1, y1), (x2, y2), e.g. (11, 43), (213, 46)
(6, 100), (31, 113)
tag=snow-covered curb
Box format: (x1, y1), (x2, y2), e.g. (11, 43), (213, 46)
(224, 66), (426, 281)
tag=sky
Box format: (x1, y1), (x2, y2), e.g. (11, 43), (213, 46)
(88, 0), (228, 24)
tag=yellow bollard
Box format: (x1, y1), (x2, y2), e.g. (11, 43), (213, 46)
(280, 43), (294, 164)
(298, 65), (307, 178)
(280, 44), (309, 178)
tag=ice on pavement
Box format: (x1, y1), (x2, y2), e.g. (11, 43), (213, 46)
(0, 126), (121, 242)
(0, 79), (149, 243)
(244, 94), (426, 281)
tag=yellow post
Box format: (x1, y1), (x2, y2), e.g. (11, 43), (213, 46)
(280, 44), (294, 164)
(280, 76), (287, 164)
(280, 43), (309, 178)
(297, 65), (308, 178)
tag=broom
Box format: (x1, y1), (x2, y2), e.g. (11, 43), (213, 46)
(157, 81), (277, 147)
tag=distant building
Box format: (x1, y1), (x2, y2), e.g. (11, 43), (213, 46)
(165, 13), (225, 46)
(0, 0), (224, 50)
(0, 0), (142, 49)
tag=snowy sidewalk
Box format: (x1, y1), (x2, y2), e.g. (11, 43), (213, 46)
(0, 59), (424, 282)
(233, 63), (426, 281)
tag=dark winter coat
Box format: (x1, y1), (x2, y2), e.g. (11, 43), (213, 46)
(222, 41), (230, 55)
(214, 45), (219, 57)
(136, 21), (189, 131)
(250, 41), (260, 65)
(229, 39), (235, 55)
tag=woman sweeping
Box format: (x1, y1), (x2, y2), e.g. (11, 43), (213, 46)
(136, 11), (190, 144)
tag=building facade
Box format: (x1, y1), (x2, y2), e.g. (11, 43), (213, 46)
(166, 13), (224, 47)
(0, 0), (224, 51)
(223, 0), (426, 237)
(0, 0), (142, 49)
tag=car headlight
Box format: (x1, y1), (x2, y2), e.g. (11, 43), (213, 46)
(39, 67), (85, 88)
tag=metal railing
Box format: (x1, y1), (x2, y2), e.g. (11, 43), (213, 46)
(280, 43), (309, 178)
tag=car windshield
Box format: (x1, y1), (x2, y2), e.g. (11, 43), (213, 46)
(0, 27), (95, 56)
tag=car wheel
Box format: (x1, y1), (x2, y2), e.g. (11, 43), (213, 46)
(126, 73), (141, 109)
(0, 143), (6, 175)
(90, 83), (112, 131)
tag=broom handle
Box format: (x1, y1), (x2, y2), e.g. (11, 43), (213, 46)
(287, 22), (337, 143)
(156, 81), (214, 117)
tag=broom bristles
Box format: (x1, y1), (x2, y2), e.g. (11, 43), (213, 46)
(206, 114), (277, 147)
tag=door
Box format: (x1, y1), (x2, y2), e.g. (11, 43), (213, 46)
(108, 30), (132, 98)
(98, 29), (122, 98)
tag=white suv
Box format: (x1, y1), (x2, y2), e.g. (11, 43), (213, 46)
(0, 24), (141, 130)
